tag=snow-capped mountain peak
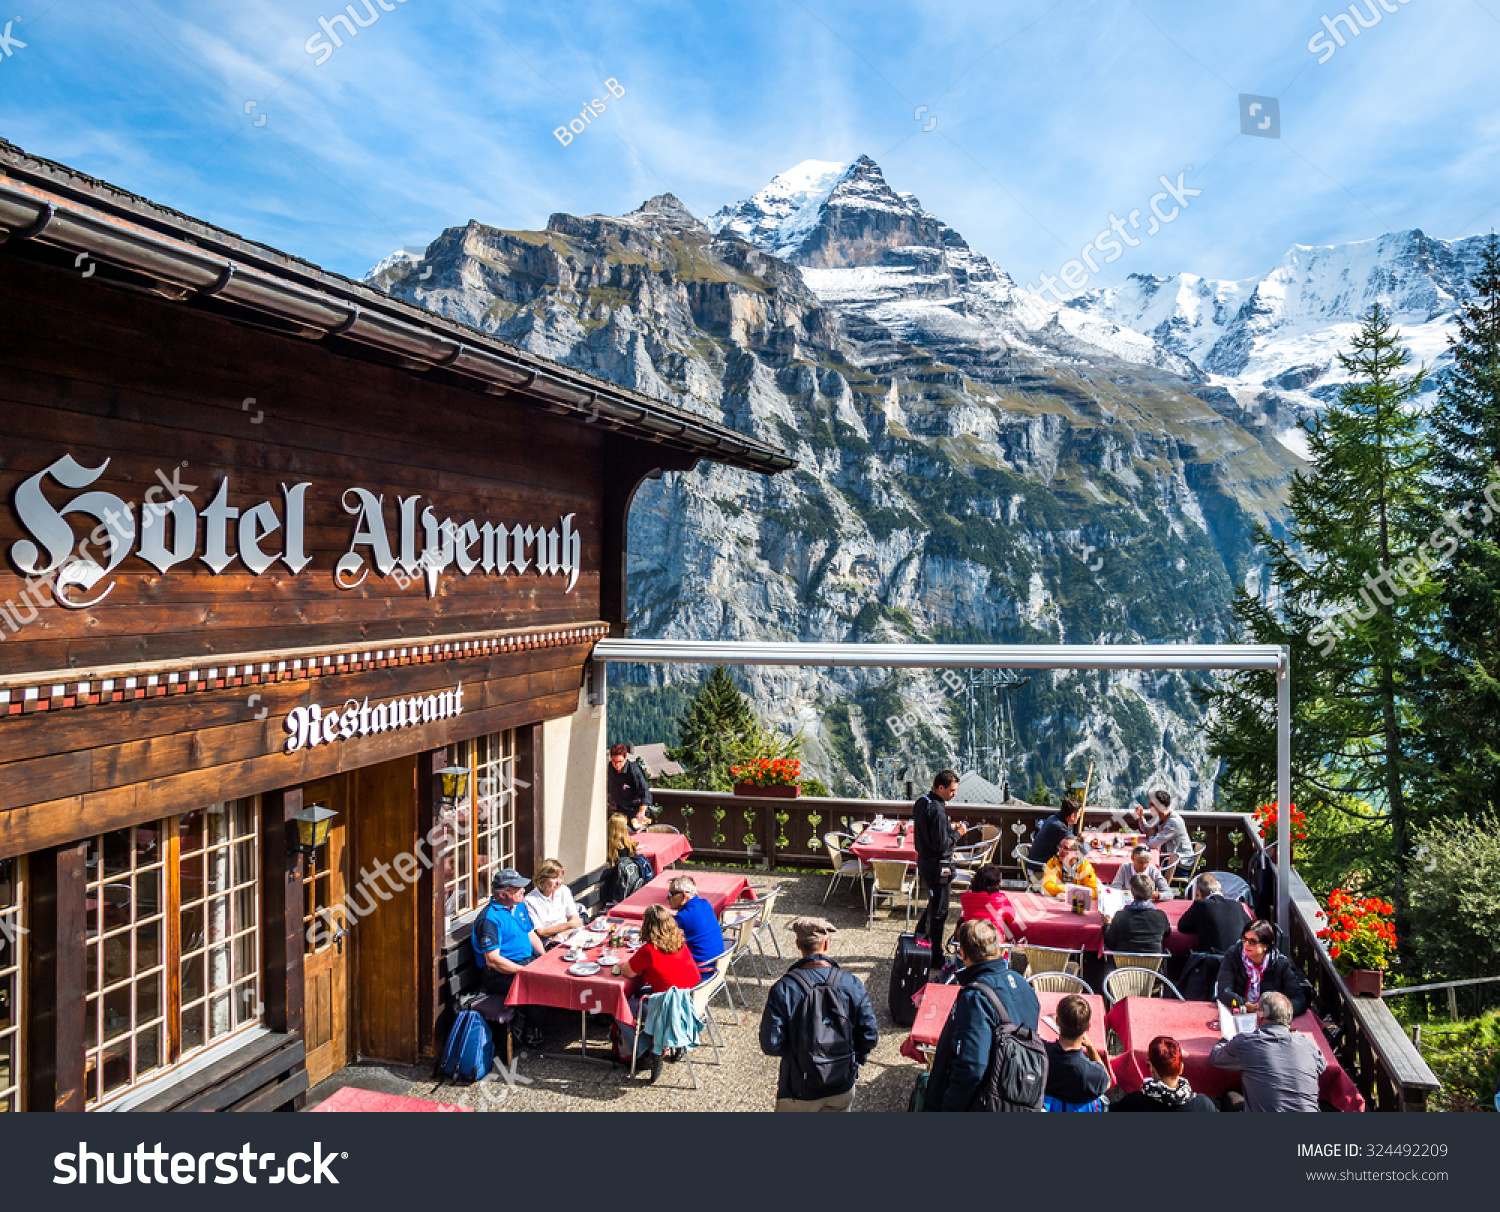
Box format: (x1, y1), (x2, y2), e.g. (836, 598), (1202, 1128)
(708, 158), (851, 257)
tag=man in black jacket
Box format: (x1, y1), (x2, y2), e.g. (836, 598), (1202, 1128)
(1102, 873), (1171, 955)
(1178, 874), (1249, 954)
(913, 769), (966, 967)
(1216, 919), (1314, 1017)
(1031, 798), (1082, 866)
(605, 743), (654, 830)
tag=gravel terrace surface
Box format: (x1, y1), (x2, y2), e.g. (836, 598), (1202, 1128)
(304, 865), (926, 1113)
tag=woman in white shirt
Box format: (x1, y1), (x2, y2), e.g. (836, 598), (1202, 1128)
(524, 858), (583, 941)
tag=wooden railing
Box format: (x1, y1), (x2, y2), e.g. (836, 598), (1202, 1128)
(653, 787), (1443, 1111)
(650, 789), (1262, 877)
(1279, 863), (1441, 1112)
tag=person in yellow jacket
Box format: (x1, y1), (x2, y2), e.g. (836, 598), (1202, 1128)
(1042, 836), (1101, 899)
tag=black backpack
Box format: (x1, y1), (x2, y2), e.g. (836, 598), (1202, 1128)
(925, 980), (1048, 1112)
(785, 964), (859, 1101)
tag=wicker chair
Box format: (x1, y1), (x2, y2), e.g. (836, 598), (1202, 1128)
(1023, 944), (1083, 977)
(1103, 967), (1184, 1007)
(868, 859), (917, 929)
(1027, 971), (1093, 995)
(643, 824), (680, 834)
(1103, 951), (1169, 973)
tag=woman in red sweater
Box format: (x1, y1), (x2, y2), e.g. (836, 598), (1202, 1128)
(958, 864), (1017, 941)
(612, 904), (702, 1071)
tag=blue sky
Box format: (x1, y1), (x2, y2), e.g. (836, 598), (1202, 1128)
(1, 0), (1497, 291)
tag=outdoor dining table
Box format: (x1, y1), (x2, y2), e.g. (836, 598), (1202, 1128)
(634, 829), (693, 871)
(1081, 834), (1161, 885)
(1007, 891), (1247, 955)
(505, 930), (644, 1066)
(1105, 997), (1366, 1111)
(900, 984), (1107, 1063)
(608, 870), (752, 921)
(850, 825), (917, 866)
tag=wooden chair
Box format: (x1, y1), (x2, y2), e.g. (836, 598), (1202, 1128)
(1027, 971), (1093, 995)
(822, 832), (868, 905)
(868, 859), (916, 929)
(1103, 967), (1183, 1007)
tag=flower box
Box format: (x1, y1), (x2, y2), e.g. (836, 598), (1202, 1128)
(733, 782), (801, 799)
(1346, 968), (1383, 998)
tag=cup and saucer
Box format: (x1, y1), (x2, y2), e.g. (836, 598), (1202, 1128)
(598, 952), (620, 967)
(563, 948), (584, 963)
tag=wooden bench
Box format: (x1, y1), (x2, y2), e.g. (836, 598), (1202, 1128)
(435, 865), (609, 1066)
(131, 1032), (307, 1112)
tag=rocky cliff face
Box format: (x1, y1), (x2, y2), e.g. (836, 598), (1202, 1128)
(370, 158), (1303, 806)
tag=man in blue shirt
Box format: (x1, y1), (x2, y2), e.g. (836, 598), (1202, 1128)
(667, 875), (724, 979)
(473, 868), (547, 1048)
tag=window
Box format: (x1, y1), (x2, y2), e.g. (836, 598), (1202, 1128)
(0, 857), (21, 1112)
(440, 730), (517, 924)
(85, 823), (167, 1106)
(302, 834), (335, 956)
(82, 799), (263, 1107)
(178, 799), (260, 1054)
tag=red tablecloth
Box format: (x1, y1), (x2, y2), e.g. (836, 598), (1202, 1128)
(900, 984), (1107, 1063)
(851, 827), (917, 865)
(635, 830), (692, 870)
(1008, 892), (1246, 955)
(310, 1087), (473, 1112)
(1105, 997), (1366, 1111)
(505, 936), (644, 1024)
(1081, 836), (1161, 885)
(608, 870), (752, 922)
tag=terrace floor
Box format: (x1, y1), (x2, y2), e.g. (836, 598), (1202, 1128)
(304, 865), (927, 1113)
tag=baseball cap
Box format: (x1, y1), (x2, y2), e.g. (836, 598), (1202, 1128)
(491, 868), (527, 891)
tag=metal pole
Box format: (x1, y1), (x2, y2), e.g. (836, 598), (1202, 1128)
(1276, 647), (1291, 933)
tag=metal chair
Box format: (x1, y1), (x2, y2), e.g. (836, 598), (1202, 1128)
(1023, 944), (1083, 976)
(643, 824), (680, 834)
(630, 986), (703, 1088)
(746, 884), (784, 968)
(1103, 951), (1169, 973)
(690, 951), (736, 1058)
(1189, 870), (1252, 907)
(1103, 967), (1184, 1007)
(821, 832), (868, 905)
(1169, 843), (1207, 890)
(1027, 971), (1093, 995)
(720, 909), (762, 1005)
(1013, 843), (1047, 893)
(868, 859), (917, 929)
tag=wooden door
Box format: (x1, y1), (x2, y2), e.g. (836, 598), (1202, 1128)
(351, 757), (419, 1065)
(300, 775), (351, 1087)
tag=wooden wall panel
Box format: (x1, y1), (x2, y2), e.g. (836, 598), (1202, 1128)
(0, 256), (606, 672)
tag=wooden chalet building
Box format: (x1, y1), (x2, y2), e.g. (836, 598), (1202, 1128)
(0, 142), (791, 1110)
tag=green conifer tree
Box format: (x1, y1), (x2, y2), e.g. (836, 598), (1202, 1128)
(1200, 306), (1438, 907)
(1425, 235), (1500, 811)
(664, 665), (756, 791)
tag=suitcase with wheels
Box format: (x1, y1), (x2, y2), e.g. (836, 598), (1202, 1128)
(889, 932), (931, 1027)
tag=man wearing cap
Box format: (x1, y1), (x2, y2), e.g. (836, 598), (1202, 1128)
(473, 868), (547, 1049)
(759, 918), (879, 1112)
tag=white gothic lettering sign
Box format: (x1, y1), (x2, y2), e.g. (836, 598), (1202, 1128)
(8, 454), (584, 608)
(284, 684), (465, 753)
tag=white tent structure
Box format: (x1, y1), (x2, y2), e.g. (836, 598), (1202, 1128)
(594, 639), (1293, 928)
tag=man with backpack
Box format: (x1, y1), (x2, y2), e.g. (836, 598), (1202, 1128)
(759, 917), (879, 1111)
(925, 919), (1045, 1111)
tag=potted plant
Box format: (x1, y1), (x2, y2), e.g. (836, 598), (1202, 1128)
(1252, 801), (1308, 864)
(1317, 888), (1396, 996)
(730, 757), (803, 798)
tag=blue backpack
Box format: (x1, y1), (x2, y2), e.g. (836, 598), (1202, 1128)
(441, 1009), (494, 1082)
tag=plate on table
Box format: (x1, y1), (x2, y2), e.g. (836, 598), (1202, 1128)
(570, 930), (607, 949)
(568, 961), (602, 976)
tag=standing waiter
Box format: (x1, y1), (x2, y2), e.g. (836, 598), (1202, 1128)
(913, 769), (967, 967)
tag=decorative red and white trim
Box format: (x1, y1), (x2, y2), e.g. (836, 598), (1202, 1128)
(0, 624), (610, 715)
